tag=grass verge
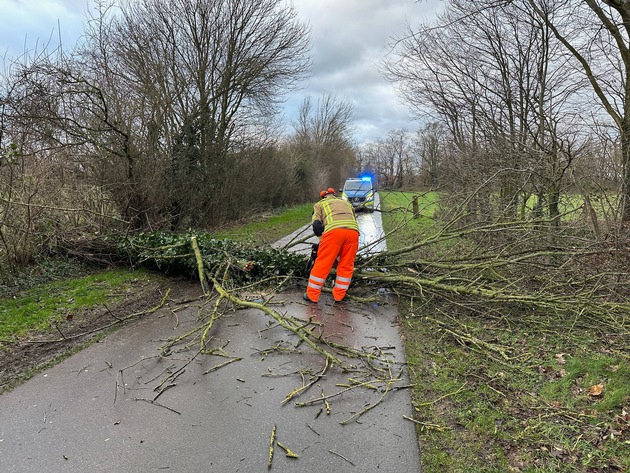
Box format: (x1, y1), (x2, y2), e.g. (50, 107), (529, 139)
(380, 191), (630, 473)
(0, 263), (170, 394)
(375, 190), (440, 250)
(211, 203), (313, 243)
(0, 268), (153, 340)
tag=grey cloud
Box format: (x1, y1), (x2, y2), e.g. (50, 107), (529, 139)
(2, 0), (443, 144)
(290, 0), (443, 142)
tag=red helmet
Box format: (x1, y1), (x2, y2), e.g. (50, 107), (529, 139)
(320, 187), (335, 198)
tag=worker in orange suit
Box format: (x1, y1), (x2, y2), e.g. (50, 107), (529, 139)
(304, 187), (360, 303)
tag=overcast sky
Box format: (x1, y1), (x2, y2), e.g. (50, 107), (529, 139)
(0, 0), (445, 144)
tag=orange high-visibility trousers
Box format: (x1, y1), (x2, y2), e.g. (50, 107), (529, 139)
(306, 228), (359, 302)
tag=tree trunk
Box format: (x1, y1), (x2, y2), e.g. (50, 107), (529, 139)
(621, 118), (630, 223)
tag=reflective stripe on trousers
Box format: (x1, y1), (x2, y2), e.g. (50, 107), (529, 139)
(334, 275), (352, 291)
(307, 274), (326, 293)
(306, 228), (359, 302)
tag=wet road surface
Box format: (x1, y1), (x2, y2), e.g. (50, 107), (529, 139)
(0, 291), (420, 472)
(0, 194), (421, 472)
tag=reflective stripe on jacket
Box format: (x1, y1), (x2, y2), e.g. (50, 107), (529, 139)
(312, 196), (359, 233)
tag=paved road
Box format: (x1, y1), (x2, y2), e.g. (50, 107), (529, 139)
(273, 193), (387, 256)
(0, 196), (421, 472)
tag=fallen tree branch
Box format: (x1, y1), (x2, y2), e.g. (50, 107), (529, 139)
(133, 397), (181, 415)
(211, 277), (343, 366)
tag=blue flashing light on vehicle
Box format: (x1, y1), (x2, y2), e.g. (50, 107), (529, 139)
(358, 171), (375, 182)
(341, 176), (375, 212)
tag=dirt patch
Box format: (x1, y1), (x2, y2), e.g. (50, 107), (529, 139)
(0, 276), (203, 394)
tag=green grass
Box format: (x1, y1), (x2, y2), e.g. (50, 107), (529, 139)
(540, 354), (630, 411)
(0, 257), (96, 297)
(211, 203), (313, 243)
(378, 190), (440, 251)
(378, 191), (629, 473)
(400, 303), (629, 472)
(0, 269), (151, 339)
(523, 192), (615, 220)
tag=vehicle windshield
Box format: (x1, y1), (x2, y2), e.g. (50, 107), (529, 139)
(344, 180), (371, 191)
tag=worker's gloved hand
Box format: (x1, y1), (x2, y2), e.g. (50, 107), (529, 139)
(312, 220), (324, 237)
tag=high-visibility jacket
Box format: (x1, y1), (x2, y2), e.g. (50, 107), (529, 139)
(312, 196), (359, 233)
(306, 195), (359, 302)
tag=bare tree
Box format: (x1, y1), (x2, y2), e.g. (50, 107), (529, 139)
(519, 0), (630, 224)
(0, 50), (130, 273)
(413, 121), (447, 188)
(385, 0), (594, 225)
(76, 0), (311, 227)
(0, 0), (312, 272)
(381, 129), (410, 189)
(290, 94), (356, 195)
(357, 129), (416, 190)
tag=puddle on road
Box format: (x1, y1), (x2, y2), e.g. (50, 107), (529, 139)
(303, 303), (360, 345)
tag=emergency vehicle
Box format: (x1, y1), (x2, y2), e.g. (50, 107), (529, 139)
(341, 177), (375, 212)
